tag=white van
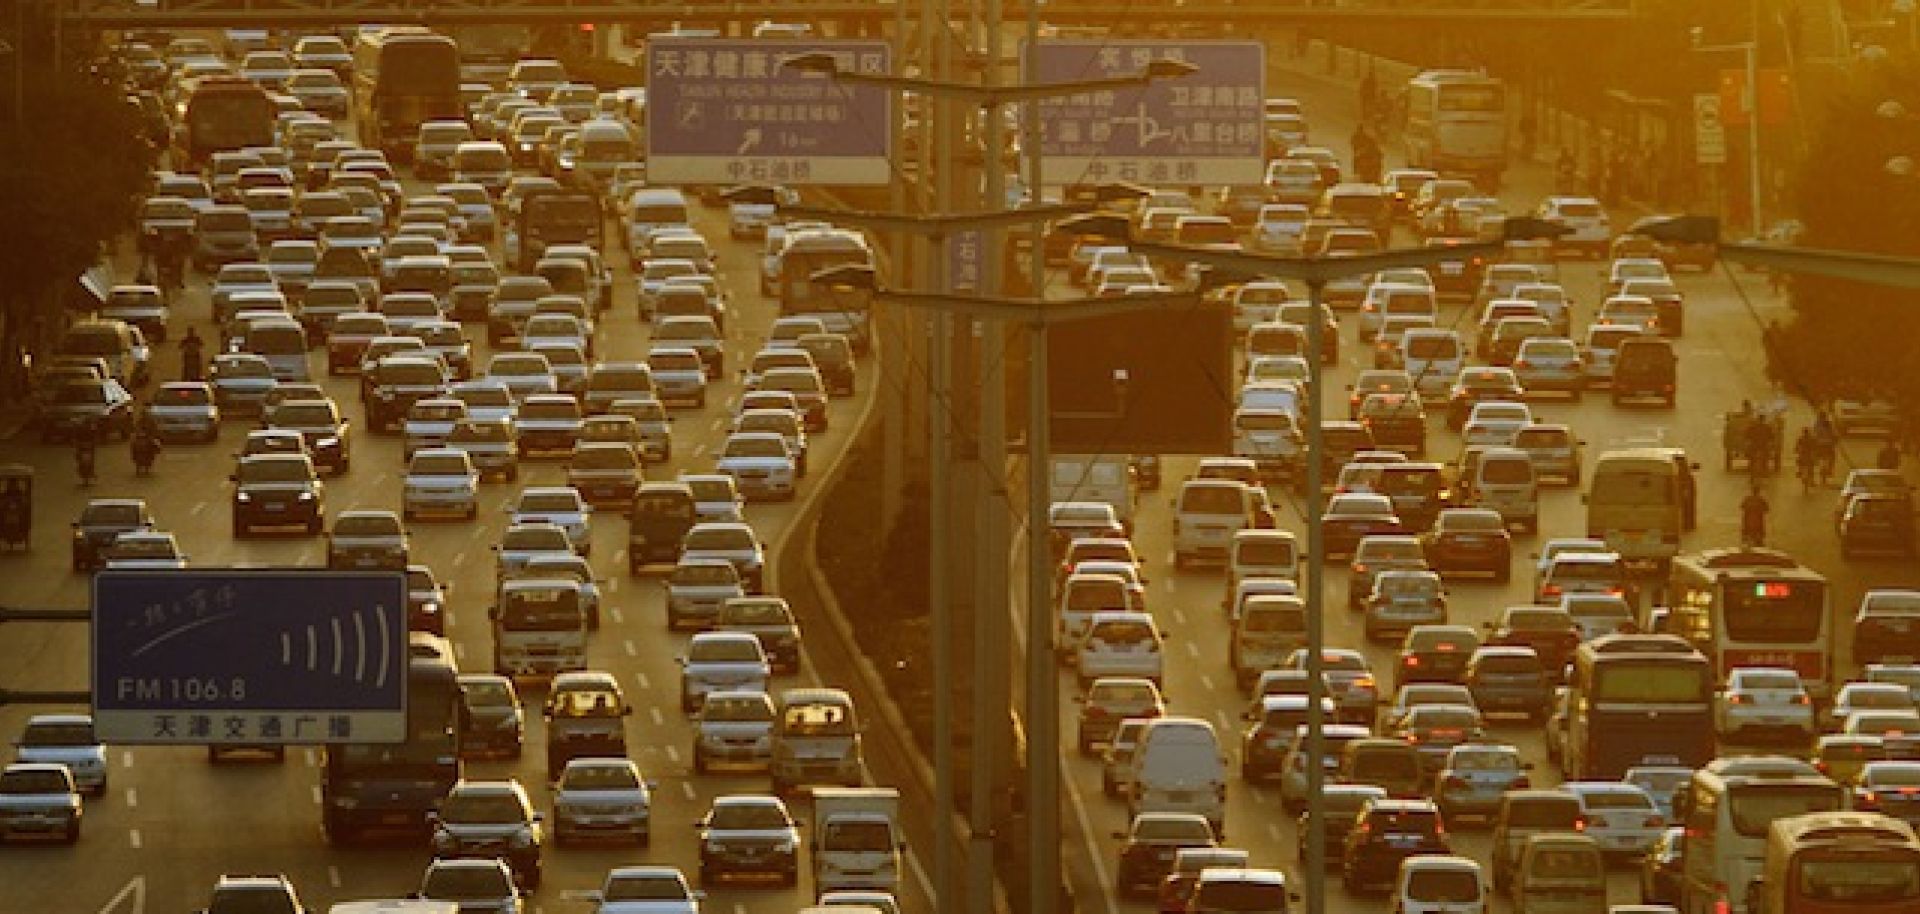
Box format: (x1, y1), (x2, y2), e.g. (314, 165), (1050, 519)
(1173, 479), (1255, 569)
(1228, 529), (1299, 593)
(1231, 594), (1308, 688)
(1466, 447), (1539, 532)
(1584, 449), (1685, 564)
(624, 187), (692, 260)
(241, 317), (311, 382)
(1394, 855), (1487, 914)
(1050, 454), (1136, 531)
(1402, 329), (1465, 400)
(1127, 717), (1229, 833)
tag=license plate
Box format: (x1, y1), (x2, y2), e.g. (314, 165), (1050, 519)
(264, 503), (285, 512)
(1888, 620), (1912, 633)
(1387, 834), (1420, 847)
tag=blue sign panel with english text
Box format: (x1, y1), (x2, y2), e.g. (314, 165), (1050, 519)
(91, 570), (407, 744)
(1026, 40), (1265, 187)
(647, 38), (893, 185)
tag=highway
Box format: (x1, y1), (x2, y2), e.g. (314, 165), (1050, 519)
(1044, 47), (1920, 914)
(0, 154), (926, 911)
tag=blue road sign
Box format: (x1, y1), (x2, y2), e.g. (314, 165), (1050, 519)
(1026, 40), (1265, 187)
(91, 570), (408, 745)
(646, 38), (893, 185)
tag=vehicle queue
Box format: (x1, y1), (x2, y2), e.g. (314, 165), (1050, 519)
(4, 22), (1920, 914)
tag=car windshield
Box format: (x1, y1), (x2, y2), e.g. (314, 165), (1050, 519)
(518, 492), (581, 514)
(272, 403), (334, 426)
(0, 768), (70, 794)
(573, 447), (635, 470)
(606, 875), (687, 902)
(563, 764), (640, 791)
(674, 563), (737, 585)
(411, 454), (468, 476)
(725, 601), (789, 626)
(1451, 750), (1518, 772)
(424, 865), (510, 897)
(1406, 869), (1480, 902)
(693, 638), (763, 662)
(238, 459), (310, 483)
(686, 528), (751, 551)
(704, 695), (774, 721)
(334, 515), (398, 536)
(726, 436), (787, 459)
(22, 722), (94, 746)
(439, 791), (524, 824)
(710, 803), (789, 829)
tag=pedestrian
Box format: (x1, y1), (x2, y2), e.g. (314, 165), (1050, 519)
(1795, 427), (1818, 491)
(1740, 484), (1769, 546)
(180, 326), (205, 382)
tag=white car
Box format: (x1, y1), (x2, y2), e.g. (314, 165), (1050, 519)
(551, 757), (653, 846)
(403, 397), (469, 457)
(147, 381), (220, 442)
(508, 487), (591, 553)
(1824, 682), (1918, 731)
(418, 858), (522, 914)
(14, 715), (107, 796)
(645, 346), (708, 409)
(1533, 195), (1610, 257)
(484, 351), (558, 401)
(1562, 781), (1665, 856)
(681, 521), (766, 591)
(681, 473), (745, 525)
(1075, 610), (1165, 689)
(1459, 400), (1533, 448)
(715, 432), (797, 502)
(1434, 743), (1530, 823)
(285, 67), (349, 116)
(732, 408), (809, 475)
(449, 378), (516, 425)
(1714, 667), (1816, 740)
(1621, 766), (1692, 822)
(403, 448), (480, 521)
(1511, 337), (1585, 397)
(1596, 294), (1660, 333)
(0, 762), (84, 844)
(591, 865), (701, 914)
(679, 632), (771, 713)
(692, 689), (777, 774)
(1250, 204), (1309, 254)
(1392, 855), (1487, 914)
(1557, 592), (1635, 642)
(101, 531), (188, 570)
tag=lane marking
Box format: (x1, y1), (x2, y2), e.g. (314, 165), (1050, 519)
(1266, 822), (1283, 842)
(327, 866), (342, 888)
(649, 706), (665, 726)
(128, 828), (142, 849)
(1061, 747), (1119, 914)
(453, 642), (467, 663)
(93, 875), (144, 914)
(685, 781), (700, 802)
(665, 745), (681, 763)
(311, 785), (323, 805)
(623, 639), (637, 657)
(190, 501), (208, 516)
(1185, 642), (1201, 659)
(122, 751), (135, 769)
(304, 749), (317, 767)
(693, 443), (708, 457)
(609, 607), (625, 625)
(1171, 607), (1188, 626)
(1198, 674), (1215, 693)
(636, 672), (651, 690)
(453, 552), (467, 567)
(124, 788), (137, 808)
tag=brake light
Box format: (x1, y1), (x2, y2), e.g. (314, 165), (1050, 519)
(1574, 817), (1587, 832)
(1352, 563), (1368, 575)
(1726, 693), (1748, 704)
(1513, 359), (1529, 368)
(1513, 776), (1531, 789)
(1860, 792), (1880, 808)
(1792, 694), (1810, 705)
(1084, 706), (1108, 718)
(1542, 584), (1561, 598)
(1404, 656), (1420, 667)
(1353, 677), (1375, 690)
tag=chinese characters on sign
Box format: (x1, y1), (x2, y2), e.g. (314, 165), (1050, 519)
(647, 38), (893, 185)
(950, 230), (982, 293)
(92, 570), (408, 744)
(1026, 40), (1265, 187)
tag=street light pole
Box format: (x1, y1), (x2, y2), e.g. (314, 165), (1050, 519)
(1300, 278), (1329, 912)
(1693, 4), (1764, 235)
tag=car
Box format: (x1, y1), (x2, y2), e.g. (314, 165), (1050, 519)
(1077, 677), (1165, 756)
(430, 779), (545, 887)
(1342, 797), (1451, 892)
(692, 689), (777, 774)
(38, 376), (135, 442)
(1389, 702), (1487, 773)
(1838, 493), (1917, 559)
(198, 874), (306, 914)
(1446, 367), (1525, 429)
(1394, 625), (1483, 688)
(1322, 493), (1403, 560)
(14, 714), (107, 796)
(566, 442), (644, 509)
(70, 497), (154, 572)
(1240, 693), (1335, 782)
(682, 521), (766, 592)
(457, 673), (525, 759)
(1364, 570), (1448, 643)
(264, 397), (350, 474)
(1486, 605), (1581, 678)
(551, 757), (653, 846)
(1423, 508), (1512, 580)
(0, 762), (82, 844)
(1622, 767), (1692, 822)
(682, 473), (746, 524)
(514, 392), (583, 455)
(326, 509), (409, 570)
(416, 857), (522, 914)
(665, 558), (747, 631)
(508, 486), (592, 554)
(230, 453), (324, 536)
(1714, 666), (1815, 742)
(1532, 195), (1610, 257)
(101, 530), (188, 570)
(1463, 646), (1552, 722)
(1559, 593), (1637, 642)
(1825, 682), (1918, 731)
(697, 794), (801, 886)
(679, 631), (771, 714)
(1562, 781), (1665, 857)
(715, 431), (798, 501)
(1112, 811), (1218, 897)
(1435, 743), (1530, 823)
(713, 597), (802, 675)
(591, 866), (701, 914)
(401, 447), (479, 521)
(1076, 611), (1166, 690)
(1284, 647), (1379, 724)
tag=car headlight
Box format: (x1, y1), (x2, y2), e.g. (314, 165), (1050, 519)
(235, 492), (253, 503)
(316, 436), (338, 448)
(297, 492), (315, 501)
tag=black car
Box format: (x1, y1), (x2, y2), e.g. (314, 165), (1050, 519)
(71, 498), (154, 572)
(1464, 645), (1553, 723)
(1422, 507), (1512, 581)
(1321, 494), (1403, 561)
(264, 398), (352, 475)
(797, 332), (855, 398)
(1853, 590), (1920, 665)
(1839, 493), (1917, 560)
(38, 378), (135, 444)
(1300, 785), (1389, 869)
(230, 453), (325, 536)
(1446, 368), (1525, 429)
(1341, 797), (1450, 892)
(360, 356), (449, 432)
(1485, 605), (1581, 677)
(1356, 393), (1427, 459)
(457, 674), (525, 759)
(1112, 812), (1217, 896)
(1394, 624), (1483, 689)
(1612, 336), (1677, 407)
(1639, 826), (1685, 905)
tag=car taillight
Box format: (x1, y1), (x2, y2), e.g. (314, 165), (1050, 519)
(1403, 656), (1420, 668)
(1725, 693), (1748, 705)
(1513, 776), (1531, 789)
(1793, 694), (1810, 705)
(1542, 584), (1561, 597)
(1444, 775), (1467, 788)
(1574, 817), (1587, 832)
(1645, 815), (1664, 828)
(1860, 792), (1880, 808)
(1513, 359), (1529, 368)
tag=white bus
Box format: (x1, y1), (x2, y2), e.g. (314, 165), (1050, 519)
(1660, 547), (1832, 700)
(1678, 757), (1846, 914)
(1404, 70), (1507, 189)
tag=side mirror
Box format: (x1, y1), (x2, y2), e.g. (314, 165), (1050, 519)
(531, 811), (544, 823)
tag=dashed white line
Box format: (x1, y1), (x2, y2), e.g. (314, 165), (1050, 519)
(623, 639), (637, 657)
(1266, 822), (1283, 842)
(311, 785), (323, 805)
(190, 501), (208, 516)
(609, 607), (625, 625)
(128, 829), (142, 849)
(327, 866), (342, 888)
(1185, 642), (1201, 659)
(304, 749), (318, 767)
(453, 552), (468, 567)
(636, 672), (651, 690)
(121, 751), (135, 769)
(665, 745), (681, 763)
(686, 782), (701, 802)
(1171, 607), (1188, 626)
(649, 707), (665, 726)
(693, 443), (708, 457)
(1216, 710), (1232, 732)
(453, 642), (468, 663)
(1198, 674), (1215, 693)
(605, 577), (620, 594)
(124, 788), (137, 808)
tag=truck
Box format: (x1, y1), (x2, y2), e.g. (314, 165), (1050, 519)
(809, 787), (903, 894)
(490, 578), (588, 678)
(510, 189), (603, 273)
(1049, 454), (1137, 530)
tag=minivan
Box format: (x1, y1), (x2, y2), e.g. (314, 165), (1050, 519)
(1584, 449), (1685, 565)
(1230, 594), (1308, 689)
(1227, 529), (1298, 594)
(1055, 572), (1140, 656)
(1173, 479), (1256, 569)
(1611, 336), (1677, 407)
(193, 203), (259, 269)
(1490, 789), (1585, 891)
(59, 319), (147, 388)
(1402, 328), (1465, 400)
(1338, 737), (1425, 798)
(1128, 717), (1229, 834)
(1509, 833), (1606, 914)
(1465, 447), (1539, 533)
(240, 318), (311, 381)
(1393, 855), (1487, 914)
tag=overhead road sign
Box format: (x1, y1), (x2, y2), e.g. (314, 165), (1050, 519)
(1026, 40), (1264, 187)
(647, 38), (893, 186)
(91, 570), (407, 744)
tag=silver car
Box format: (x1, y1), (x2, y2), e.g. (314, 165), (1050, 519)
(14, 715), (107, 796)
(551, 757), (653, 846)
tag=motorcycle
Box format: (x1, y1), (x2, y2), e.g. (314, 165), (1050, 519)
(131, 431), (160, 476)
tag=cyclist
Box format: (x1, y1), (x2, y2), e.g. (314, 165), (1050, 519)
(1740, 484), (1769, 547)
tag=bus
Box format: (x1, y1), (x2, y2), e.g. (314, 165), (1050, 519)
(1758, 812), (1920, 914)
(777, 228), (874, 352)
(1660, 547), (1832, 701)
(447, 24), (527, 87)
(353, 26), (461, 161)
(1404, 70), (1507, 189)
(320, 632), (463, 844)
(1679, 757), (1848, 914)
(1563, 634), (1714, 780)
(175, 76), (275, 173)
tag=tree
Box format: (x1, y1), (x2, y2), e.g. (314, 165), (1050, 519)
(1774, 58), (1920, 408)
(0, 12), (153, 393)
